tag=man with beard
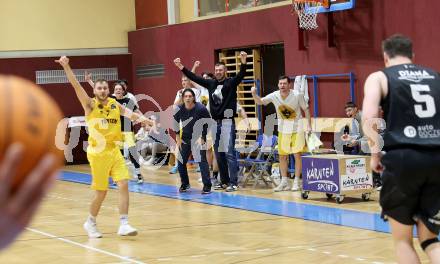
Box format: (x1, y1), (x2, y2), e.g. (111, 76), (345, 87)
(56, 56), (153, 238)
(251, 76), (311, 192)
(173, 52), (247, 192)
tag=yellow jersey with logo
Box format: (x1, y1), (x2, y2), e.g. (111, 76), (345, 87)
(261, 90), (308, 134)
(86, 98), (122, 153)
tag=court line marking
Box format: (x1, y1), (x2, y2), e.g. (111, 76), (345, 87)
(60, 171), (392, 235)
(26, 228), (147, 264)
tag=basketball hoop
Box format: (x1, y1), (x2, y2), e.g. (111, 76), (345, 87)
(293, 0), (329, 30)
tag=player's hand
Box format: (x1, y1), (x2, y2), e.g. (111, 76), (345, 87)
(305, 126), (311, 134)
(173, 58), (184, 70)
(251, 86), (257, 95)
(370, 153), (384, 173)
(85, 71), (92, 82)
(350, 140), (359, 146)
(176, 137), (182, 150)
(193, 61), (201, 68)
(0, 144), (58, 250)
(239, 51), (247, 64)
(341, 134), (350, 142)
(55, 56), (69, 67)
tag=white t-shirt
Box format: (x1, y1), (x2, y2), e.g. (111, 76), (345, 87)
(175, 86), (209, 107)
(112, 92), (139, 108)
(262, 90), (308, 133)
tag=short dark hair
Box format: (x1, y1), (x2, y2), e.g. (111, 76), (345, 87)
(118, 79), (128, 86)
(344, 101), (357, 109)
(278, 75), (291, 83)
(94, 79), (108, 87)
(382, 34), (413, 59)
(182, 88), (196, 103)
(202, 72), (215, 79)
(215, 62), (226, 67)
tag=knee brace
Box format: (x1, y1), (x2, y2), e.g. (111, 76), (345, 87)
(421, 237), (439, 251)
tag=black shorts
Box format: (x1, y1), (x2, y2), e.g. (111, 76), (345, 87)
(380, 148), (440, 235)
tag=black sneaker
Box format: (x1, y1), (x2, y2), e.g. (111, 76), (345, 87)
(137, 175), (144, 184)
(213, 183), (227, 190)
(179, 184), (190, 193)
(201, 185), (212, 194)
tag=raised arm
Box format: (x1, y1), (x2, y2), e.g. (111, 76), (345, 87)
(55, 56), (92, 113)
(190, 61), (205, 89)
(230, 51), (248, 87)
(85, 71), (95, 88)
(174, 58), (212, 88)
(191, 61), (200, 73)
(251, 86), (270, 106)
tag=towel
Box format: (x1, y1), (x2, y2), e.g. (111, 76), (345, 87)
(293, 75), (309, 106)
(306, 132), (323, 153)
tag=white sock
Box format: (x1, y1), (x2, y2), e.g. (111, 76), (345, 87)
(293, 177), (299, 185)
(281, 177), (288, 185)
(87, 215), (96, 224)
(120, 215), (129, 225)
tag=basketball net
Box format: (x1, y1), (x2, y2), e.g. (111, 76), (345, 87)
(293, 0), (324, 30)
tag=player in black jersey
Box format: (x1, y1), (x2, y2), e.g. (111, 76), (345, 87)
(362, 34), (440, 263)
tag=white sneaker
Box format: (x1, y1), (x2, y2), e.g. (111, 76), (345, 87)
(83, 221), (102, 238)
(198, 177), (202, 183)
(291, 178), (300, 191)
(117, 224), (138, 236)
(274, 181), (290, 192)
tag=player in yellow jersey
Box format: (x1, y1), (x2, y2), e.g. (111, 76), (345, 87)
(56, 56), (153, 238)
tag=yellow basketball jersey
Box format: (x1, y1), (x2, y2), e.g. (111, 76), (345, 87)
(86, 98), (122, 153)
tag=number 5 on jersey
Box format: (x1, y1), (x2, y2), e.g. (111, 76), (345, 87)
(410, 84), (437, 118)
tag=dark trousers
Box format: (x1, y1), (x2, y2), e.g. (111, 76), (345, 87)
(177, 140), (211, 187)
(213, 120), (238, 186)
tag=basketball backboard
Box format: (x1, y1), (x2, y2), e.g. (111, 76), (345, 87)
(308, 0), (355, 13)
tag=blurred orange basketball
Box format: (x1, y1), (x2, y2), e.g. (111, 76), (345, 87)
(0, 75), (64, 192)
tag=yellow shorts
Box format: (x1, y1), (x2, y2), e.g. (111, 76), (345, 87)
(278, 132), (307, 155)
(87, 147), (130, 190)
(122, 132), (136, 148)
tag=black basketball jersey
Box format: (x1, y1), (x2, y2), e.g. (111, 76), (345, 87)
(381, 64), (440, 150)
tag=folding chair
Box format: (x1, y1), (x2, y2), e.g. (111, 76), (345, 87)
(240, 135), (278, 188)
(237, 138), (261, 185)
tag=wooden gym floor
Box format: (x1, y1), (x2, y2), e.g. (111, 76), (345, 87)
(0, 164), (431, 263)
